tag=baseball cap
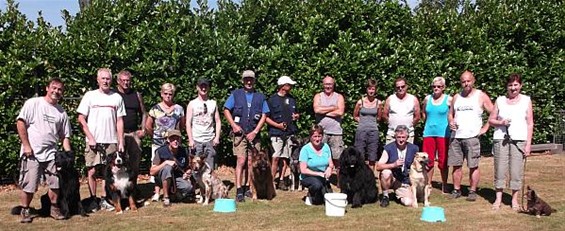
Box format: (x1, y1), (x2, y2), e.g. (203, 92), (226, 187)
(166, 129), (182, 139)
(277, 76), (296, 85)
(242, 70), (255, 79)
(197, 78), (211, 86)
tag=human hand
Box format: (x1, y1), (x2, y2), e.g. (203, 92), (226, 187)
(232, 124), (242, 134)
(22, 145), (34, 157)
(118, 144), (124, 153)
(188, 140), (195, 149)
(136, 129), (145, 138)
(246, 132), (257, 142)
(323, 168), (333, 179)
(449, 122), (458, 131)
(500, 118), (511, 126)
(88, 139), (97, 149)
(524, 143), (531, 157)
(292, 113), (300, 121)
(396, 158), (404, 168)
(165, 160), (176, 166)
(213, 137), (220, 146)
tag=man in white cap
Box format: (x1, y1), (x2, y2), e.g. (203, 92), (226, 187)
(266, 76), (299, 190)
(224, 70), (269, 202)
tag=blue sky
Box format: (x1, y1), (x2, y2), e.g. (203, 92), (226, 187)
(1, 0), (422, 27)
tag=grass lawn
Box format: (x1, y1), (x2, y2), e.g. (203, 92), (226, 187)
(1, 153), (564, 231)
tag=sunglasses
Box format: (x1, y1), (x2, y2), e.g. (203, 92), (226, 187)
(395, 85), (406, 90)
(432, 85), (443, 89)
(203, 103), (208, 114)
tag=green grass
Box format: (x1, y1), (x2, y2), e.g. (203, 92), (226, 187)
(1, 154), (564, 231)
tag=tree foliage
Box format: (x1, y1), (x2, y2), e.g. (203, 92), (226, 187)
(1, 0), (563, 178)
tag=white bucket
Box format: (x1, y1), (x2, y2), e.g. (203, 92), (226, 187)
(324, 193), (348, 217)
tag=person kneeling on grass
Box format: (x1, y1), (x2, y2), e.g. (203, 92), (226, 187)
(150, 130), (194, 207)
(299, 124), (334, 205)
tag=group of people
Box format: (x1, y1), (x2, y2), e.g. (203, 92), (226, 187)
(15, 68), (533, 223)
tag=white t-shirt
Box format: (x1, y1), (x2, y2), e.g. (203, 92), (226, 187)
(188, 98), (217, 142)
(387, 94), (416, 136)
(17, 97), (71, 162)
(492, 94), (530, 141)
(77, 89), (126, 143)
(453, 90), (484, 139)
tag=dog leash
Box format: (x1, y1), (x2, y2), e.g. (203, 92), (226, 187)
(504, 125), (527, 212)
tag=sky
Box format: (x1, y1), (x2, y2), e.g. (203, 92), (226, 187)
(0, 0), (422, 27)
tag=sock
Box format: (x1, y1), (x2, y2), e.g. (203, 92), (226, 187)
(383, 191), (389, 197)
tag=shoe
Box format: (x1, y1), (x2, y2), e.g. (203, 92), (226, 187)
(163, 197), (171, 207)
(151, 193), (160, 202)
(244, 188), (252, 198)
(304, 196), (312, 206)
(380, 196), (390, 207)
(20, 207), (32, 223)
(512, 204), (522, 212)
(450, 189), (462, 199)
(236, 193), (245, 202)
(466, 190), (477, 201)
(50, 206), (65, 220)
(100, 198), (115, 211)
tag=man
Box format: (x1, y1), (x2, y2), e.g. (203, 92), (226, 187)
(224, 70), (269, 202)
(376, 125), (418, 208)
(313, 74), (345, 173)
(16, 78), (72, 223)
(77, 68), (126, 211)
(150, 130), (193, 207)
(383, 77), (421, 145)
(266, 76), (299, 190)
(116, 70), (147, 185)
(448, 70), (493, 201)
(186, 78), (221, 169)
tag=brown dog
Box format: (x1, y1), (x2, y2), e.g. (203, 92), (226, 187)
(192, 155), (229, 205)
(250, 148), (276, 200)
(525, 186), (556, 218)
(409, 152), (431, 208)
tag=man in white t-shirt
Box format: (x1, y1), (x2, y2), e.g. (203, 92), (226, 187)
(383, 77), (421, 144)
(77, 68), (126, 211)
(186, 78), (221, 169)
(16, 78), (72, 223)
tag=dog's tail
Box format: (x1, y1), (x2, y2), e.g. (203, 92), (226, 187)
(10, 206), (39, 216)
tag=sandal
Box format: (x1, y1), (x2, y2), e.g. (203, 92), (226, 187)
(512, 204), (521, 212)
(491, 202), (501, 210)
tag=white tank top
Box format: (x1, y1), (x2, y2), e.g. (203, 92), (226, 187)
(453, 90), (484, 138)
(387, 94), (416, 136)
(492, 94), (530, 141)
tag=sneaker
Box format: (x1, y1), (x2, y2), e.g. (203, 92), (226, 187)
(100, 198), (115, 211)
(163, 197), (171, 207)
(244, 185), (252, 198)
(450, 189), (462, 199)
(50, 206), (65, 220)
(151, 193), (160, 202)
(20, 207), (32, 223)
(466, 190), (477, 201)
(380, 196), (390, 207)
(304, 196), (312, 206)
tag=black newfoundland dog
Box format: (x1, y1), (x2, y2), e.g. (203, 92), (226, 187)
(338, 147), (378, 208)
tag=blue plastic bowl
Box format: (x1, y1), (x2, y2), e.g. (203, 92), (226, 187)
(420, 206), (446, 222)
(213, 198), (237, 213)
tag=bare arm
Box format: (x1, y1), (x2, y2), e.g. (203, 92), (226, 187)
(376, 150), (403, 171)
(377, 100), (383, 122)
(78, 114), (96, 146)
(16, 119), (32, 155)
(421, 95), (429, 122)
(313, 93), (336, 115)
(214, 106), (221, 146)
(150, 160), (176, 176)
(117, 116), (124, 150)
(479, 92), (494, 135)
(448, 94), (458, 131)
(224, 108), (242, 134)
(185, 102), (194, 148)
(145, 116), (154, 138)
(265, 116), (284, 130)
(326, 94), (345, 118)
(412, 95), (421, 125)
(137, 92), (148, 137)
(353, 99), (362, 123)
(525, 100), (534, 155)
(382, 97), (391, 122)
(488, 102), (502, 126)
(179, 114), (186, 131)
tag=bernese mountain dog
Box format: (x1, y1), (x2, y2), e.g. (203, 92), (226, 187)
(105, 151), (137, 214)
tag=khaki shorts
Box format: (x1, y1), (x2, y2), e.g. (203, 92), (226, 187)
(448, 137), (481, 168)
(19, 158), (59, 193)
(85, 143), (117, 167)
(271, 136), (293, 158)
(323, 134), (344, 160)
(233, 135), (261, 158)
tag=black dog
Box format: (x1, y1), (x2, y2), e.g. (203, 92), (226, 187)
(11, 151), (86, 218)
(525, 186), (556, 217)
(338, 147), (378, 208)
(289, 136), (307, 191)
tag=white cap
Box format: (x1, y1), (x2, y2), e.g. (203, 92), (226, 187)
(242, 70), (255, 79)
(277, 76), (296, 85)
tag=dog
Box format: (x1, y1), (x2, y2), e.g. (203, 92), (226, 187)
(250, 148), (276, 200)
(191, 154), (228, 205)
(289, 136), (307, 191)
(105, 151), (137, 214)
(338, 147), (378, 208)
(409, 152), (431, 208)
(524, 186), (556, 217)
(11, 151), (87, 219)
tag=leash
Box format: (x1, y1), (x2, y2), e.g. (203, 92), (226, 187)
(504, 125), (528, 212)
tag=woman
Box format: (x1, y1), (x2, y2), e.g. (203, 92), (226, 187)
(489, 73), (533, 211)
(353, 79), (382, 169)
(299, 124), (334, 205)
(145, 83), (186, 202)
(421, 76), (452, 193)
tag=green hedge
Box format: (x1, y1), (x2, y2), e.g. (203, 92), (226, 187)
(1, 0), (563, 179)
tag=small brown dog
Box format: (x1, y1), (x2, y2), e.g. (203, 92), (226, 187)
(250, 148), (276, 200)
(192, 155), (229, 205)
(409, 152), (431, 208)
(525, 186), (556, 218)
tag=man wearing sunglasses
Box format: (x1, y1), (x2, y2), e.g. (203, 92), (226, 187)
(186, 78), (221, 170)
(383, 77), (421, 145)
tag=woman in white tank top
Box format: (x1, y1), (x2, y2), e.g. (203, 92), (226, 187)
(488, 73), (534, 211)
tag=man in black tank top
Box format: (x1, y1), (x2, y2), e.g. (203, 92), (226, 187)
(117, 70), (147, 185)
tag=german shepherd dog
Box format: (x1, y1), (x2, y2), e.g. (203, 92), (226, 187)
(409, 152), (431, 208)
(524, 186), (556, 218)
(191, 155), (229, 205)
(105, 152), (137, 214)
(250, 148), (276, 200)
